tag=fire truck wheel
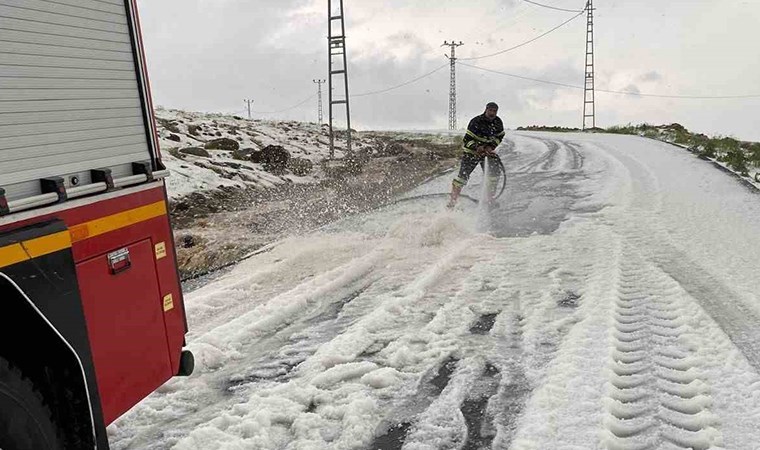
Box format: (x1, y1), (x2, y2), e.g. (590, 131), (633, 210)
(0, 357), (63, 450)
(178, 350), (195, 377)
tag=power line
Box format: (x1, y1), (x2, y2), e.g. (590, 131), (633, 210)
(252, 94), (317, 115)
(457, 62), (760, 99)
(460, 9), (586, 61)
(523, 0), (584, 13)
(475, 3), (536, 42)
(459, 62), (581, 89)
(237, 64), (448, 117)
(351, 64), (449, 98)
(595, 89), (760, 100)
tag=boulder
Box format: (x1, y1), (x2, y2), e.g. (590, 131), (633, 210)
(259, 145), (290, 174)
(385, 142), (405, 156)
(180, 147), (211, 158)
(250, 150), (264, 163)
(205, 138), (239, 151)
(231, 148), (258, 161)
(158, 119), (180, 133)
(287, 157), (314, 176)
(167, 133), (181, 142)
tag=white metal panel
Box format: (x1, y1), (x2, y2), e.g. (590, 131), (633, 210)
(13, 0), (125, 15)
(0, 89), (140, 101)
(0, 117), (145, 138)
(0, 0), (155, 203)
(0, 65), (137, 80)
(0, 125), (146, 152)
(1, 29), (132, 51)
(1, 144), (149, 178)
(2, 41), (134, 61)
(0, 134), (147, 164)
(1, 77), (140, 90)
(0, 98), (142, 114)
(0, 53), (135, 70)
(0, 108), (142, 126)
(0, 16), (128, 41)
(0, 6), (129, 34)
(1, 0), (128, 24)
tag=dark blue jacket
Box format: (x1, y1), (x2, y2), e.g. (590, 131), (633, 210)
(463, 114), (505, 154)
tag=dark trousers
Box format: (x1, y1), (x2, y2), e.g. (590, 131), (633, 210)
(453, 152), (501, 187)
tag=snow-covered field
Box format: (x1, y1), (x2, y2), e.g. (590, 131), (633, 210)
(155, 109), (358, 200)
(109, 132), (760, 449)
(155, 109), (457, 203)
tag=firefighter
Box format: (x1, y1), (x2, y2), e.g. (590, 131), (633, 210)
(447, 102), (505, 208)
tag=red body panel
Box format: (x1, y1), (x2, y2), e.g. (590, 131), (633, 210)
(0, 186), (188, 425)
(77, 238), (173, 424)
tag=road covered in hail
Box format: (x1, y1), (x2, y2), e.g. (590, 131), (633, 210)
(110, 132), (760, 450)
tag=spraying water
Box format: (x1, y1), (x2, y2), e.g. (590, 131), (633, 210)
(476, 156), (492, 232)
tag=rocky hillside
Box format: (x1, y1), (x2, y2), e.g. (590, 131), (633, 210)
(156, 109), (461, 202)
(156, 109), (349, 200)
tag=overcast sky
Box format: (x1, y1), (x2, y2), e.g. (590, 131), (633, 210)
(137, 0), (760, 141)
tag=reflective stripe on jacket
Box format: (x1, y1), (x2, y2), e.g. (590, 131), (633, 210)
(463, 114), (505, 154)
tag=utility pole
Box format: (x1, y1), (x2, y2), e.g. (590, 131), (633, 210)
(443, 41), (464, 130)
(313, 79), (325, 124)
(582, 0), (595, 130)
(328, 0), (352, 159)
(244, 99), (254, 120)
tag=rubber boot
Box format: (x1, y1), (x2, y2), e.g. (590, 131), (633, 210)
(448, 184), (463, 208)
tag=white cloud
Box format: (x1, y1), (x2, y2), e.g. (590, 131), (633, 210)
(137, 0), (760, 140)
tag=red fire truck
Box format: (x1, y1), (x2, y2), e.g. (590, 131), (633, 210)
(0, 1), (193, 448)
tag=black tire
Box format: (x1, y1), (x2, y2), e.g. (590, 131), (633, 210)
(178, 350), (195, 377)
(0, 357), (62, 450)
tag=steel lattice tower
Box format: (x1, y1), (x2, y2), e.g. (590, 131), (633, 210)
(313, 79), (325, 124)
(582, 0), (596, 130)
(328, 0), (352, 158)
(443, 41), (464, 130)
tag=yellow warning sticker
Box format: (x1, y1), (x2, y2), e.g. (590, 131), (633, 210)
(163, 294), (174, 312)
(155, 242), (167, 260)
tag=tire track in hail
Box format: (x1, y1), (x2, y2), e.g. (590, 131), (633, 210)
(565, 142), (585, 170)
(605, 141), (760, 372)
(517, 139), (560, 173)
(603, 244), (721, 450)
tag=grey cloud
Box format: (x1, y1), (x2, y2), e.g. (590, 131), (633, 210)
(639, 71), (662, 82)
(386, 32), (434, 53)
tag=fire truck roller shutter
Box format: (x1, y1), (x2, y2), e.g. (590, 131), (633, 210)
(0, 0), (156, 203)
